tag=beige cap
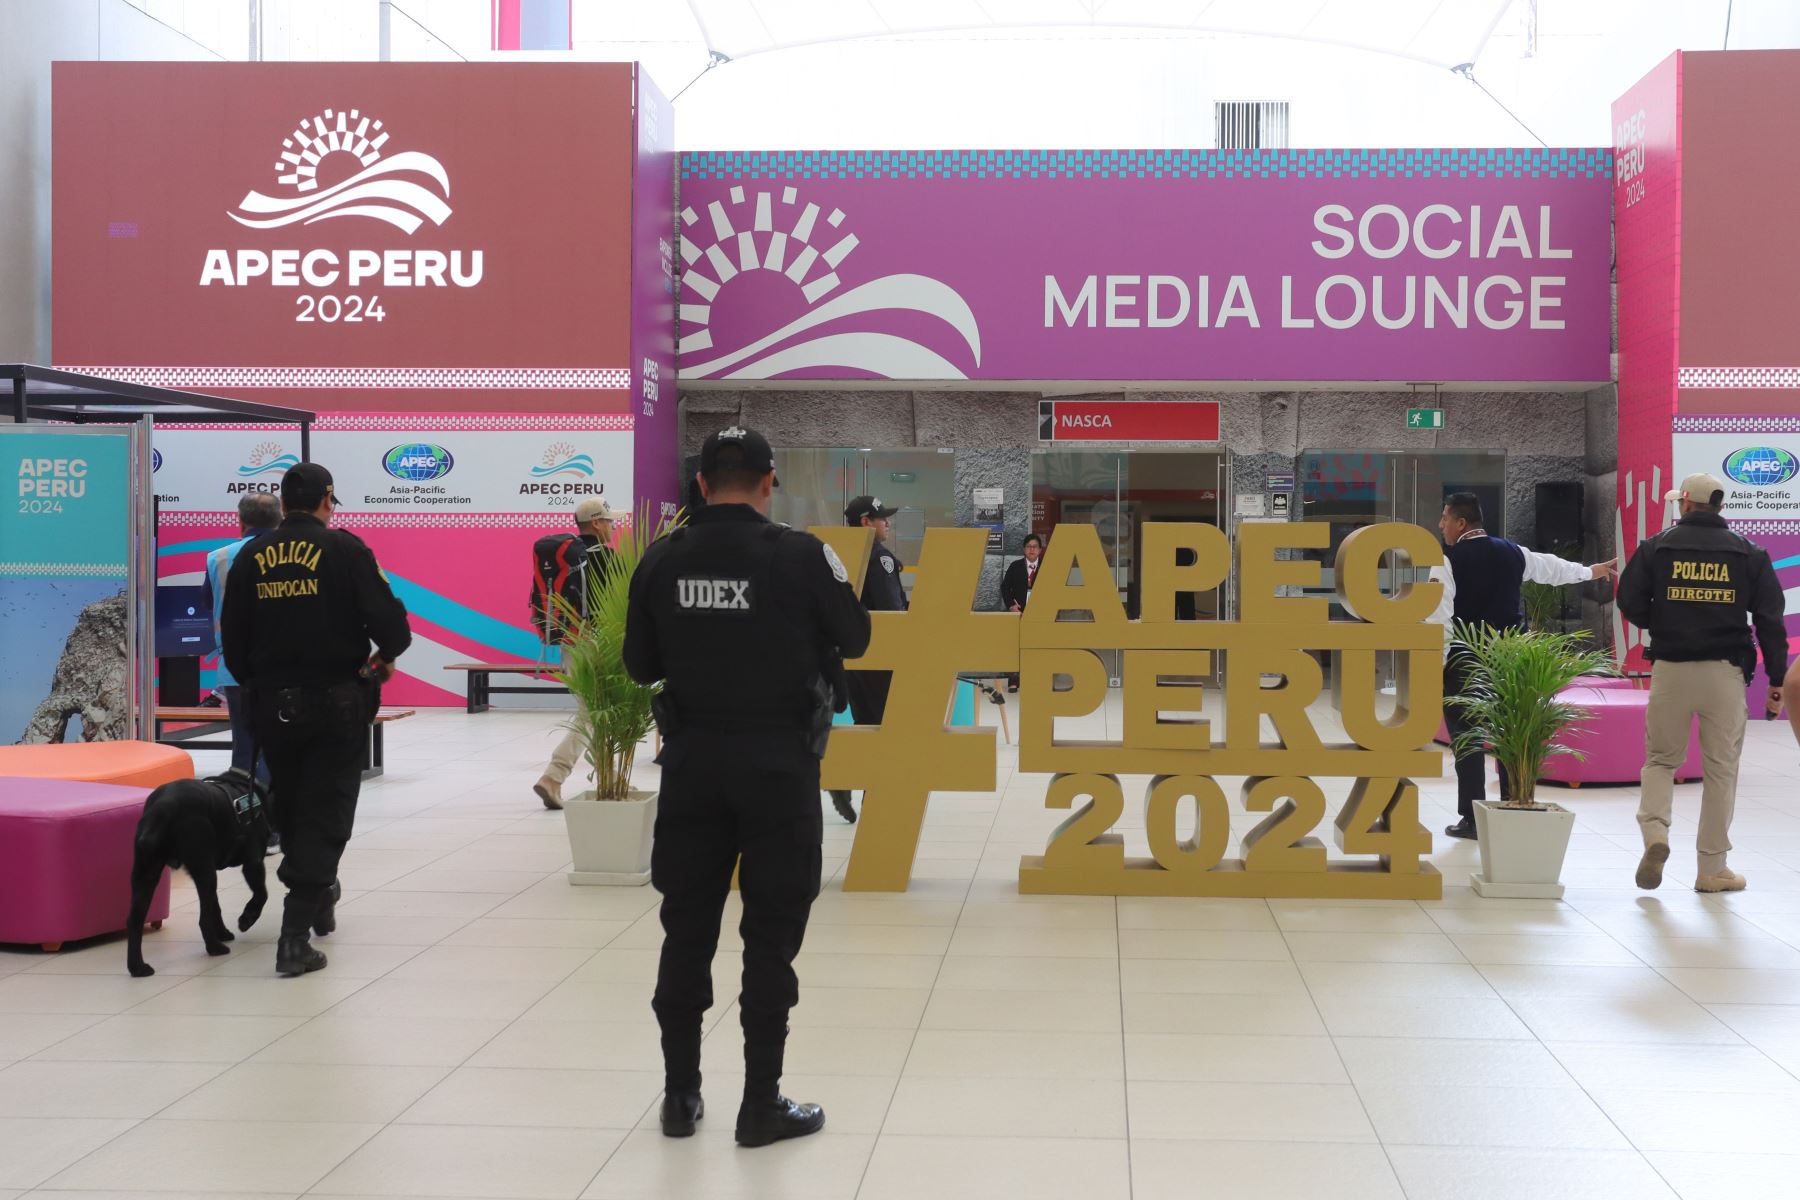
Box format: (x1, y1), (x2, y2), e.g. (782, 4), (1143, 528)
(1665, 472), (1727, 507)
(574, 497), (616, 524)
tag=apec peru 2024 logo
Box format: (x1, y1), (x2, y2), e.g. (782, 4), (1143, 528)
(200, 107), (484, 322)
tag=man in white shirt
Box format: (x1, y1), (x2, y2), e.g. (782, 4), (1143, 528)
(1427, 493), (1615, 840)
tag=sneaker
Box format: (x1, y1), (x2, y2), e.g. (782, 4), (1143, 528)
(1695, 870), (1748, 893)
(534, 775), (563, 810)
(1635, 842), (1670, 890)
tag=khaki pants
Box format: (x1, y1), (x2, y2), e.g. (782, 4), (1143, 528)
(543, 728), (586, 784)
(1638, 659), (1746, 876)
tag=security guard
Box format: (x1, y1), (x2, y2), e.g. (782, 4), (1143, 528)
(1619, 471), (1787, 893)
(623, 426), (870, 1148)
(220, 462), (411, 976)
(828, 495), (907, 824)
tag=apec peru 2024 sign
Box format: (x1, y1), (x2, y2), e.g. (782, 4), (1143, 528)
(52, 62), (635, 412)
(678, 149), (1613, 383)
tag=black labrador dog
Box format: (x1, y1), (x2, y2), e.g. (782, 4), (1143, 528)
(127, 767), (270, 977)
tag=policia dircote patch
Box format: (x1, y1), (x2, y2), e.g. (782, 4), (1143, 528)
(677, 577), (754, 612)
(1668, 559), (1737, 604)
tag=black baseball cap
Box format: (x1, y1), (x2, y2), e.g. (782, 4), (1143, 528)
(845, 495), (900, 524)
(281, 461), (336, 509)
(699, 425), (778, 485)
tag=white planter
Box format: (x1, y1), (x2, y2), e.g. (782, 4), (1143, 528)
(563, 789), (657, 886)
(1471, 798), (1577, 899)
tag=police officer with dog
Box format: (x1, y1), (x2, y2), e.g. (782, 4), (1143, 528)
(623, 426), (870, 1148)
(220, 462), (411, 977)
(828, 494), (907, 823)
(1619, 472), (1788, 893)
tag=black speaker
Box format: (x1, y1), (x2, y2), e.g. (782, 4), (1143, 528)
(683, 453), (705, 512)
(1534, 482), (1584, 552)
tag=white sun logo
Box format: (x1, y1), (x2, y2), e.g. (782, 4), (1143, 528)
(276, 109), (389, 193)
(676, 184), (982, 381)
(230, 108), (451, 234)
(677, 186), (857, 356)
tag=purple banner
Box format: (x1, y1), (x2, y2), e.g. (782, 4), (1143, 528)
(678, 149), (1613, 383)
(630, 68), (679, 523)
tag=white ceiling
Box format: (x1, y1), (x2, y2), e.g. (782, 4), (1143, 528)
(681, 0), (1515, 70)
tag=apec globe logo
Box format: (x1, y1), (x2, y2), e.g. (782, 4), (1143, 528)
(1723, 447), (1799, 487)
(229, 108), (452, 235)
(384, 444), (455, 482)
(151, 448), (163, 473)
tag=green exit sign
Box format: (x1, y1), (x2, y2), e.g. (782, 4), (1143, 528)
(1406, 408), (1445, 430)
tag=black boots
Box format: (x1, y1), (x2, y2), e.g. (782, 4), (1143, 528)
(313, 880), (342, 937)
(660, 1090), (704, 1137)
(830, 791), (857, 824)
(1444, 817), (1478, 841)
(276, 936), (326, 977)
(735, 1095), (826, 1147)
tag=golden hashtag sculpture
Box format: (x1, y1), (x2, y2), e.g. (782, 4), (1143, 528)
(811, 526), (1018, 891)
(812, 520), (1445, 898)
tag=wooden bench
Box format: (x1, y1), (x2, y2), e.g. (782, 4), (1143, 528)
(153, 705), (415, 780)
(445, 662), (570, 713)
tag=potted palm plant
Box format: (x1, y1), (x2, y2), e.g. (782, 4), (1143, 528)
(553, 503), (680, 886)
(1447, 620), (1618, 899)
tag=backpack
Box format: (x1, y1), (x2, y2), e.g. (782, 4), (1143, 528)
(530, 533), (588, 641)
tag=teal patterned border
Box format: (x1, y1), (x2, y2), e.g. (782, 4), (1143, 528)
(682, 148), (1613, 181)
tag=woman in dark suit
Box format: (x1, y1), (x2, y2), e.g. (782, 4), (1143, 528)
(1000, 534), (1044, 692)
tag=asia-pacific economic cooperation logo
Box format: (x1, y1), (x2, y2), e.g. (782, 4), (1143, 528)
(383, 444), (455, 482)
(677, 185), (981, 380)
(228, 108), (452, 235)
(1723, 446), (1799, 487)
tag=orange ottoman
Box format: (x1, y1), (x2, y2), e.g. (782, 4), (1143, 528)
(0, 740), (192, 789)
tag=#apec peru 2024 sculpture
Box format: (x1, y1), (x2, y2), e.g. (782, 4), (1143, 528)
(811, 520), (1447, 899)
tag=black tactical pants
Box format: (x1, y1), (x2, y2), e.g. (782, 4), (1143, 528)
(845, 669), (891, 726)
(253, 681), (371, 937)
(1444, 651), (1512, 818)
(651, 755), (823, 1102)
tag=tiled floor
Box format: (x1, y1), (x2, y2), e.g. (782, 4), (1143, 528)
(4, 698), (1800, 1198)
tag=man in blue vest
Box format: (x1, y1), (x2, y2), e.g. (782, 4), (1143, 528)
(204, 492), (283, 790)
(1429, 493), (1616, 840)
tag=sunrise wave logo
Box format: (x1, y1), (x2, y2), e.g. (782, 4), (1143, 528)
(530, 442), (595, 478)
(228, 108), (452, 236)
(677, 185), (981, 380)
(238, 441), (299, 478)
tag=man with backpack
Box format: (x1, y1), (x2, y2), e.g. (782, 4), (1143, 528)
(532, 498), (615, 809)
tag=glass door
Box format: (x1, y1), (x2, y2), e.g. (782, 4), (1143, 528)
(770, 448), (956, 600)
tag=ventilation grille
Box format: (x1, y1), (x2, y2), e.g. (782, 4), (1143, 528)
(1214, 102), (1290, 150)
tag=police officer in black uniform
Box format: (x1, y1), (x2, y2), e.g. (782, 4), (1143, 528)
(827, 495), (907, 824)
(624, 426), (870, 1148)
(1619, 471), (1788, 893)
(220, 462), (411, 977)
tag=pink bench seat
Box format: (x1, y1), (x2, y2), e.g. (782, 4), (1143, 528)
(1540, 686), (1704, 786)
(0, 777), (170, 951)
(1435, 681), (1702, 787)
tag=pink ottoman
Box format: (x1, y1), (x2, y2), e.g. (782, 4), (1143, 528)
(1538, 686), (1704, 787)
(0, 777), (170, 951)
